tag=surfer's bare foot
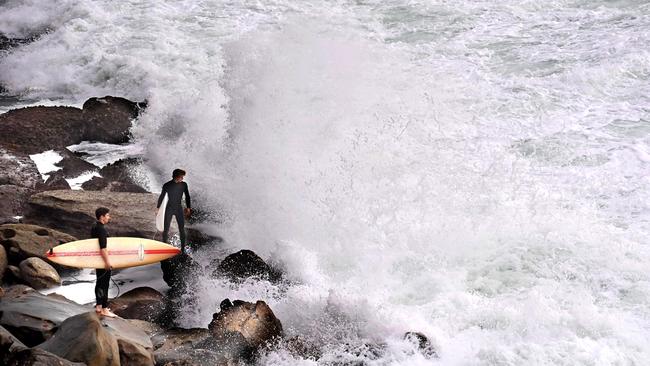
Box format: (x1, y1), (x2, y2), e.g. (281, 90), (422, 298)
(100, 309), (118, 318)
(95, 306), (102, 314)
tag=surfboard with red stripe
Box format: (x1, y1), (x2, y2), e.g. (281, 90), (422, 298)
(46, 237), (181, 269)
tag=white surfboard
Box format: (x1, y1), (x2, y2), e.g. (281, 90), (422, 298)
(156, 193), (168, 231)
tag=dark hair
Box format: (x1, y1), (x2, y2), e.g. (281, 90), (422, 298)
(95, 207), (110, 220)
(172, 169), (186, 178)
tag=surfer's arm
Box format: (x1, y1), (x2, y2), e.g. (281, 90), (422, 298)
(156, 184), (167, 209)
(184, 182), (191, 209)
(100, 248), (111, 270)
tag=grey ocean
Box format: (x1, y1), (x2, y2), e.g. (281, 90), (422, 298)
(1, 1), (650, 364)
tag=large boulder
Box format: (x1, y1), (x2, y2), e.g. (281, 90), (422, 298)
(0, 285), (87, 346)
(0, 149), (40, 189)
(151, 328), (226, 366)
(0, 185), (33, 222)
(107, 287), (165, 322)
(0, 224), (77, 264)
(102, 316), (155, 366)
(39, 312), (120, 366)
(211, 250), (282, 283)
(208, 299), (283, 360)
(24, 190), (158, 239)
(19, 257), (61, 289)
(0, 96), (145, 155)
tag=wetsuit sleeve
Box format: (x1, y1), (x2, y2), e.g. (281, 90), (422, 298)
(184, 182), (191, 209)
(98, 226), (108, 249)
(157, 183), (167, 208)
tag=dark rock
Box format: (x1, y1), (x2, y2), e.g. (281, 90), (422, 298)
(0, 245), (7, 282)
(56, 149), (98, 178)
(36, 171), (71, 191)
(0, 286), (87, 346)
(0, 106), (85, 154)
(5, 265), (20, 283)
(0, 324), (25, 355)
(0, 149), (40, 188)
(404, 332), (437, 359)
(211, 250), (282, 283)
(107, 287), (165, 322)
(39, 312), (120, 366)
(160, 253), (200, 296)
(0, 185), (33, 221)
(24, 190), (158, 239)
(0, 224), (77, 264)
(82, 158), (147, 193)
(186, 228), (222, 247)
(0, 34), (32, 52)
(0, 96), (145, 155)
(208, 299), (283, 360)
(18, 257), (61, 289)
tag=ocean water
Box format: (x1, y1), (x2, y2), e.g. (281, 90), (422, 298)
(2, 1), (650, 364)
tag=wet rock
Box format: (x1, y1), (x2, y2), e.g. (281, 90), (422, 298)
(81, 96), (146, 144)
(36, 171), (71, 191)
(160, 253), (201, 297)
(4, 348), (86, 366)
(39, 312), (120, 366)
(19, 257), (61, 289)
(404, 332), (437, 359)
(0, 224), (77, 264)
(0, 96), (145, 155)
(208, 299), (283, 360)
(102, 316), (155, 366)
(211, 250), (282, 283)
(0, 149), (40, 189)
(154, 348), (226, 366)
(24, 190), (158, 239)
(0, 185), (33, 222)
(0, 285), (87, 346)
(0, 106), (86, 154)
(151, 328), (211, 353)
(56, 149), (98, 178)
(82, 158), (147, 193)
(282, 336), (321, 361)
(108, 287), (165, 322)
(0, 245), (7, 282)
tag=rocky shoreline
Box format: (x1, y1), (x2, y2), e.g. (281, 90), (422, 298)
(0, 96), (436, 365)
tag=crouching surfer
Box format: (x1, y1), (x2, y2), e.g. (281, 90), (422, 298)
(92, 207), (117, 318)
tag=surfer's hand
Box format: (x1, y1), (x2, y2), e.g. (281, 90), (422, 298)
(105, 263), (112, 270)
(184, 208), (192, 218)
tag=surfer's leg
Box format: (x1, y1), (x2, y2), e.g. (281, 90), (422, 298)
(163, 206), (174, 243)
(95, 269), (107, 309)
(176, 207), (186, 252)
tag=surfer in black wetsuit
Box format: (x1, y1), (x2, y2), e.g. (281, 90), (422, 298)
(156, 168), (192, 253)
(91, 207), (117, 318)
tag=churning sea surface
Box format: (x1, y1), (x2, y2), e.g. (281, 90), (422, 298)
(2, 0), (650, 364)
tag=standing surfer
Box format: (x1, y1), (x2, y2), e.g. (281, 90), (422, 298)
(92, 207), (117, 318)
(156, 168), (192, 254)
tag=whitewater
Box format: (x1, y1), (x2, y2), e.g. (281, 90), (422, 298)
(2, 0), (650, 364)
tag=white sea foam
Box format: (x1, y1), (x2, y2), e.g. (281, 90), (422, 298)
(29, 149), (62, 181)
(3, 1), (650, 364)
(65, 171), (100, 190)
(67, 141), (144, 168)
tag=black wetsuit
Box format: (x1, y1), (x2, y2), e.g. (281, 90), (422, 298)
(157, 179), (191, 251)
(91, 221), (111, 308)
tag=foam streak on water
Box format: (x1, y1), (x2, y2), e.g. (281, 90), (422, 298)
(2, 1), (650, 364)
